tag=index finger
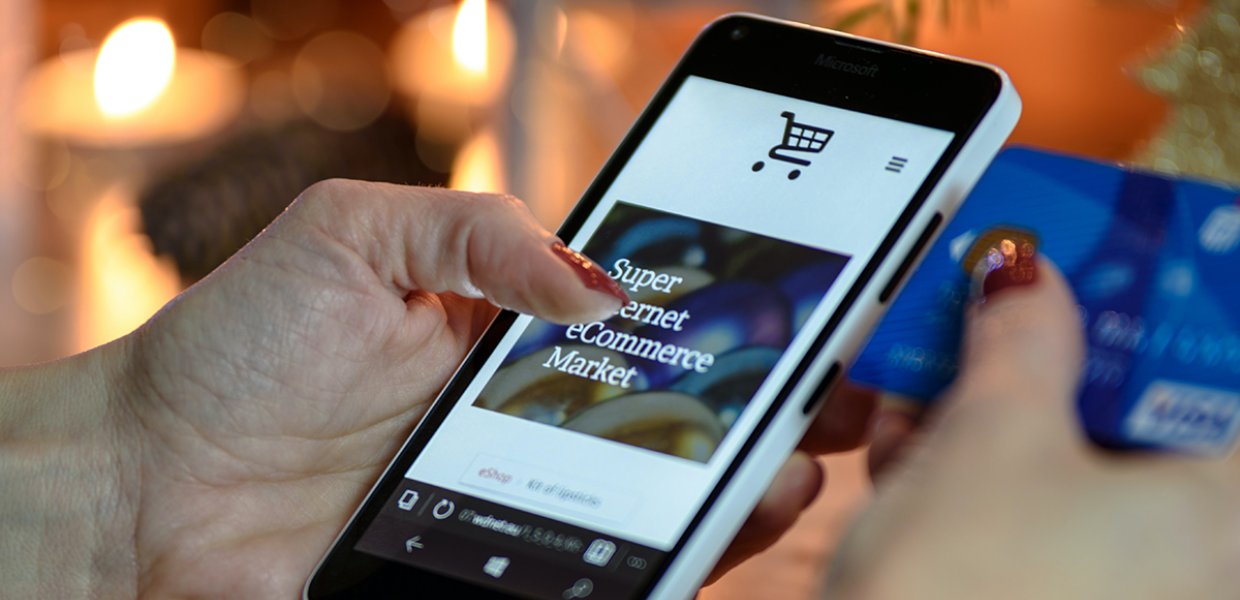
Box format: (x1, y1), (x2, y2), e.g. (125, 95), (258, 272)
(938, 254), (1085, 450)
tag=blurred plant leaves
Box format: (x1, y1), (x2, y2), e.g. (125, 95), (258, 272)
(832, 2), (885, 31)
(831, 0), (998, 45)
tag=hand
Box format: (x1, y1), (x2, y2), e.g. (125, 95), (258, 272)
(826, 257), (1240, 599)
(0, 180), (872, 597)
(706, 381), (875, 583)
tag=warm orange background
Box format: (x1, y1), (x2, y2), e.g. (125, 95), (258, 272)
(916, 0), (1202, 160)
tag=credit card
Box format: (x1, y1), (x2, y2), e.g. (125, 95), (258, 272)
(852, 147), (1240, 455)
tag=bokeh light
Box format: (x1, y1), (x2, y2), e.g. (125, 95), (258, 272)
(291, 31), (391, 131)
(202, 12), (273, 65)
(11, 256), (71, 315)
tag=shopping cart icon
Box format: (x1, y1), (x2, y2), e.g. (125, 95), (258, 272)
(752, 111), (833, 180)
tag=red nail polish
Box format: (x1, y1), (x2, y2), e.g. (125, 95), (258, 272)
(963, 227), (1039, 303)
(550, 241), (630, 305)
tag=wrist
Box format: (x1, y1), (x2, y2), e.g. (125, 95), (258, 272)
(0, 339), (139, 598)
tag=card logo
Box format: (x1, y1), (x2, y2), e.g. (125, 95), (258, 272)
(751, 111), (834, 180)
(1126, 379), (1240, 455)
(1199, 204), (1240, 254)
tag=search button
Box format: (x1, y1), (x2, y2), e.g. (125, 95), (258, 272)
(562, 578), (594, 599)
(431, 498), (455, 520)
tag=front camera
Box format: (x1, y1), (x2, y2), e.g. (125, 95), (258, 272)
(730, 25), (749, 41)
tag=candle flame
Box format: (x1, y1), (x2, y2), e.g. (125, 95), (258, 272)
(77, 186), (180, 352)
(450, 130), (504, 193)
(94, 18), (176, 118)
(452, 0), (488, 75)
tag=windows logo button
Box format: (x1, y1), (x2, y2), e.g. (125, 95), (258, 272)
(483, 556), (510, 579)
(582, 539), (617, 567)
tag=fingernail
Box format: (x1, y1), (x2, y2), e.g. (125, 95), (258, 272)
(550, 241), (630, 306)
(963, 227), (1039, 303)
(459, 279), (486, 299)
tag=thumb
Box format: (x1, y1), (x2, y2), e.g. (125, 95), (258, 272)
(870, 236), (1086, 476)
(944, 231), (1085, 442)
(288, 180), (628, 324)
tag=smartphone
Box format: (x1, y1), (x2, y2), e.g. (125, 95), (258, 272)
(307, 14), (1020, 600)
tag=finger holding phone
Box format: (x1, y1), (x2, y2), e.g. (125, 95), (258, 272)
(829, 254), (1240, 599)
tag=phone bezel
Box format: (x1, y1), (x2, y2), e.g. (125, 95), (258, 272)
(307, 14), (1003, 599)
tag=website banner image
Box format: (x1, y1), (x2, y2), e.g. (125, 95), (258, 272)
(474, 202), (850, 463)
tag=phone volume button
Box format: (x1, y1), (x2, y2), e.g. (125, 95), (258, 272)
(878, 212), (944, 304)
(801, 361), (843, 416)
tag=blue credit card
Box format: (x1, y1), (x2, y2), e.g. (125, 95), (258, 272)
(853, 147), (1240, 455)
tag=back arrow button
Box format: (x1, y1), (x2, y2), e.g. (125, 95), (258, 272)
(405, 536), (424, 552)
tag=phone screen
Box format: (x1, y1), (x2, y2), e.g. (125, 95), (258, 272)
(346, 75), (955, 598)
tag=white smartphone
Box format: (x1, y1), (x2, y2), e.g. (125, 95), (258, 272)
(307, 14), (1019, 600)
